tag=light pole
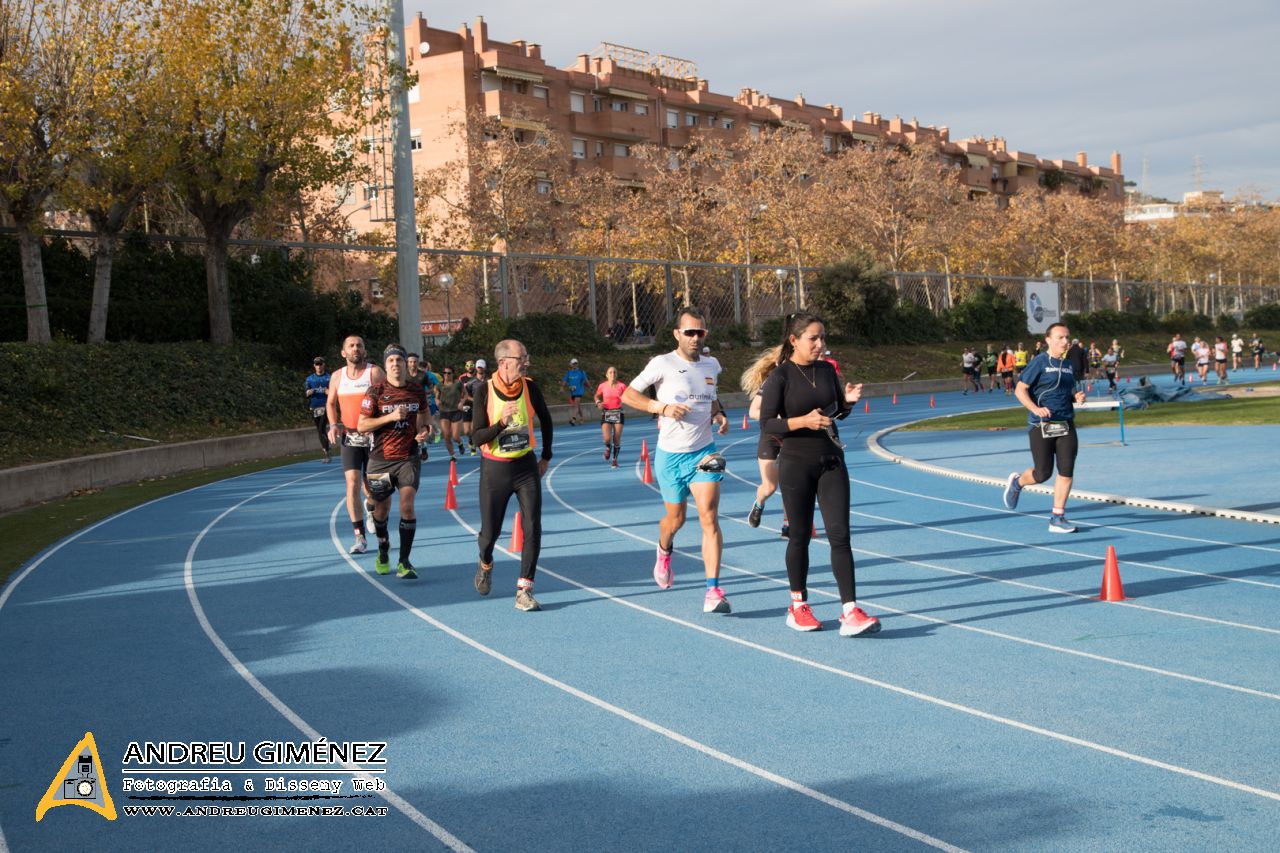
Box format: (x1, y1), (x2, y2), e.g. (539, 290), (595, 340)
(774, 268), (789, 314)
(433, 272), (455, 342)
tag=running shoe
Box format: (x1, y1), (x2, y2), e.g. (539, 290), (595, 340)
(1048, 515), (1077, 534)
(349, 535), (368, 555)
(515, 588), (541, 611)
(474, 561), (492, 596)
(838, 606), (881, 637)
(611, 458), (618, 469)
(396, 562), (418, 580)
(747, 501), (764, 528)
(786, 603), (822, 632)
(1002, 472), (1022, 510)
(469, 445), (477, 456)
(703, 587), (731, 614)
(604, 444), (611, 461)
(322, 447), (331, 464)
(653, 546), (674, 589)
(780, 522), (790, 539)
(374, 551), (390, 575)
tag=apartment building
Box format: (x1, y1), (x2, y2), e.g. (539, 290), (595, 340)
(339, 13), (1124, 237)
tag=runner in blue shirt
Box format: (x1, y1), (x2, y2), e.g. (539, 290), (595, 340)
(305, 356), (332, 463)
(1001, 322), (1087, 533)
(562, 358), (588, 426)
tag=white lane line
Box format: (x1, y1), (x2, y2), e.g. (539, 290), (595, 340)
(540, 450), (1280, 803)
(711, 449), (1280, 636)
(680, 464), (1280, 701)
(334, 499), (964, 852)
(846, 472), (1280, 560)
(186, 474), (473, 853)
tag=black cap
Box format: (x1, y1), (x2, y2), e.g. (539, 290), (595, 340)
(313, 357), (325, 365)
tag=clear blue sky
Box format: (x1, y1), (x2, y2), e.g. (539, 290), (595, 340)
(409, 0), (1279, 202)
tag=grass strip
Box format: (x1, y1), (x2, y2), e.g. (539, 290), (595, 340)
(900, 394), (1280, 432)
(0, 453), (310, 590)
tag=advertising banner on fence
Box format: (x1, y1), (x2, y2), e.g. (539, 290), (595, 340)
(1024, 279), (1061, 334)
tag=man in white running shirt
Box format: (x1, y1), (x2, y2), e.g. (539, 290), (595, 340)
(621, 307), (732, 615)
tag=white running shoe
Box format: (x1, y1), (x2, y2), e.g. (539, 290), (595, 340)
(349, 535), (368, 554)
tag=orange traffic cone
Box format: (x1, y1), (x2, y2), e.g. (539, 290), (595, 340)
(642, 455), (653, 484)
(892, 393), (898, 405)
(864, 401), (870, 413)
(1099, 545), (1127, 601)
(444, 478), (458, 510)
(742, 413), (749, 429)
(929, 395), (935, 408)
(510, 511), (524, 553)
(640, 438), (649, 461)
(811, 524), (818, 538)
(449, 458), (459, 486)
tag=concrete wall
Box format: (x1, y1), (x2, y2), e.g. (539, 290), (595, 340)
(0, 428), (317, 515)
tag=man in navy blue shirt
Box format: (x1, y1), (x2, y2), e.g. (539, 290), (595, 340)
(1002, 323), (1087, 533)
(305, 356), (332, 463)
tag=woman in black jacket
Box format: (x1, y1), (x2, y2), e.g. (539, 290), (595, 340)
(758, 313), (879, 636)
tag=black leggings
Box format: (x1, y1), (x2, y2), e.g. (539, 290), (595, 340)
(778, 448), (855, 603)
(311, 410), (330, 450)
(477, 453), (542, 581)
(1028, 422), (1078, 482)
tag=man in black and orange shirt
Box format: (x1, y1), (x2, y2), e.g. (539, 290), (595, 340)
(358, 344), (433, 579)
(470, 338), (554, 611)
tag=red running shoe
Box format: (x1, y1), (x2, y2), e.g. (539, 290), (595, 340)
(838, 606), (881, 637)
(786, 603), (822, 632)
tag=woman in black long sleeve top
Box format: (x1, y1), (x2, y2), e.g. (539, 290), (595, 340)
(758, 313), (880, 637)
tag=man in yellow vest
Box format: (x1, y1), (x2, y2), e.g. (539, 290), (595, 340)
(471, 339), (556, 611)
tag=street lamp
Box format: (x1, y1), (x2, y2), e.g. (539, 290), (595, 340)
(433, 272), (455, 342)
(774, 268), (789, 314)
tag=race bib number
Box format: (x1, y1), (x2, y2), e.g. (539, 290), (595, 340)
(344, 432), (373, 448)
(497, 429), (530, 453)
(603, 409), (622, 424)
(1039, 421), (1070, 439)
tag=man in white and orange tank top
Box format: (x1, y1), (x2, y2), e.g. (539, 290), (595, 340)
(325, 335), (385, 554)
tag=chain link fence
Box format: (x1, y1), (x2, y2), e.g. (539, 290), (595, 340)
(8, 229), (1280, 345)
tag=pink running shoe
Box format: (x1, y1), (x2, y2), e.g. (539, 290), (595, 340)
(838, 606), (881, 637)
(653, 546), (673, 589)
(786, 603), (822, 632)
(703, 586), (731, 614)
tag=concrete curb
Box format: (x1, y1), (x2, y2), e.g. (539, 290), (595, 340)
(865, 413), (1280, 526)
(0, 428), (317, 515)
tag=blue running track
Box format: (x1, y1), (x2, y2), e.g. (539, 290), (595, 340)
(2, 370), (1278, 851)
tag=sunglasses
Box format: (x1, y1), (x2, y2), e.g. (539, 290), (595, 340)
(678, 328), (707, 338)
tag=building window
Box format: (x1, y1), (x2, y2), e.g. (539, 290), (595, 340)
(571, 138), (586, 159)
(336, 183), (354, 205)
(370, 279), (383, 300)
(536, 180), (552, 194)
(613, 143), (629, 157)
(823, 134), (833, 153)
(409, 131), (422, 151)
(635, 102), (649, 116)
(611, 100), (629, 112)
(666, 109), (679, 129)
(594, 141), (604, 157)
(668, 152), (679, 170)
(570, 92), (585, 113)
(407, 85), (420, 104)
(532, 85), (549, 101)
(685, 113), (697, 127)
(723, 118), (734, 130)
(749, 123), (761, 139)
(593, 96), (604, 112)
(363, 184), (379, 201)
(707, 115), (716, 127)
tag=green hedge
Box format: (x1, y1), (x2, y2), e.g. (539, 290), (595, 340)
(1244, 303), (1280, 329)
(1060, 309), (1160, 337)
(0, 234), (394, 362)
(0, 341), (312, 467)
(942, 284), (1024, 341)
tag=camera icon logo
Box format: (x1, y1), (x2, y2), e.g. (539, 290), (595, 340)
(37, 733), (117, 822)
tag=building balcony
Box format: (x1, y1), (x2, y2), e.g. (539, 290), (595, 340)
(571, 110), (659, 142)
(662, 125), (739, 148)
(572, 155), (648, 183)
(483, 90), (552, 124)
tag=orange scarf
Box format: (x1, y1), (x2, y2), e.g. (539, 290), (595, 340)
(491, 370), (523, 398)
